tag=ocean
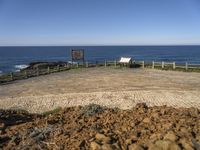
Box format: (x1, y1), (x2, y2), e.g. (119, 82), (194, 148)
(0, 46), (200, 74)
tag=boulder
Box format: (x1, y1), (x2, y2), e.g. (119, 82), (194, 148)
(90, 141), (101, 150)
(151, 112), (160, 119)
(179, 138), (194, 150)
(101, 144), (114, 150)
(143, 118), (151, 123)
(149, 140), (181, 150)
(135, 103), (148, 109)
(95, 133), (111, 144)
(163, 131), (178, 141)
(128, 144), (144, 150)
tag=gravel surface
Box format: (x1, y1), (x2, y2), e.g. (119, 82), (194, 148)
(0, 68), (200, 113)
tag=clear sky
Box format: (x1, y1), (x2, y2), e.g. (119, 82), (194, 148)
(0, 0), (200, 46)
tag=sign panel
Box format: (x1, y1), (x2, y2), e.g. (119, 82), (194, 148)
(71, 49), (84, 61)
(119, 57), (132, 63)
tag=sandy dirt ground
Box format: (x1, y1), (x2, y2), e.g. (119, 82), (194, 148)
(0, 67), (200, 113)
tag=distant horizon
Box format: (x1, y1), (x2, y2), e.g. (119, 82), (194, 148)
(1, 44), (200, 47)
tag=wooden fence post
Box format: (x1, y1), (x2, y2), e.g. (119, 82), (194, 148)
(47, 66), (50, 74)
(67, 64), (70, 69)
(142, 61), (145, 68)
(10, 72), (13, 81)
(37, 67), (39, 76)
(24, 70), (27, 78)
(64, 64), (67, 70)
(96, 61), (98, 67)
(162, 61), (164, 69)
(173, 62), (176, 69)
(152, 61), (154, 69)
(57, 65), (59, 71)
(86, 62), (88, 68)
(105, 60), (107, 67)
(114, 60), (117, 67)
(185, 62), (188, 70)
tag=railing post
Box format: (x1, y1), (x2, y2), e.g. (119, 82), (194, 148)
(162, 61), (164, 69)
(69, 63), (72, 69)
(24, 70), (27, 78)
(47, 66), (50, 74)
(185, 62), (188, 70)
(142, 61), (145, 68)
(173, 62), (176, 69)
(67, 63), (70, 69)
(57, 65), (60, 71)
(105, 60), (107, 67)
(114, 60), (117, 67)
(37, 67), (39, 76)
(86, 62), (88, 68)
(96, 61), (98, 67)
(10, 72), (13, 81)
(64, 64), (67, 70)
(152, 61), (154, 69)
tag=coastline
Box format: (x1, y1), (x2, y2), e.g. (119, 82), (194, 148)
(1, 45), (200, 73)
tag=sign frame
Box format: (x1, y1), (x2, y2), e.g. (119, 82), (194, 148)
(71, 49), (85, 63)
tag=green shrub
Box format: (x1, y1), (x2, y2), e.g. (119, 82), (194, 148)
(42, 107), (62, 116)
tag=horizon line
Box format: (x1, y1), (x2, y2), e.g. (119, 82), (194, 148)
(0, 44), (200, 47)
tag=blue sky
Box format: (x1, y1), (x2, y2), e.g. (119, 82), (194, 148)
(0, 0), (200, 46)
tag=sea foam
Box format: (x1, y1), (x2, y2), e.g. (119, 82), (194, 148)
(15, 64), (29, 72)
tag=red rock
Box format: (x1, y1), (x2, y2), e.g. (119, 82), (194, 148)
(95, 133), (111, 144)
(149, 140), (181, 150)
(128, 144), (144, 150)
(143, 118), (151, 123)
(163, 131), (178, 141)
(90, 141), (101, 150)
(179, 138), (194, 150)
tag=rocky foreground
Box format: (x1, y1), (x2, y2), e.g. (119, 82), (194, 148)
(0, 103), (200, 150)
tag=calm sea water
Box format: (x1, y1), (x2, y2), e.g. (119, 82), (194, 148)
(0, 46), (200, 73)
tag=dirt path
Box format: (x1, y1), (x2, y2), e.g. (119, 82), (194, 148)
(0, 68), (200, 113)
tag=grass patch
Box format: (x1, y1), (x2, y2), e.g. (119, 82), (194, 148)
(42, 107), (62, 116)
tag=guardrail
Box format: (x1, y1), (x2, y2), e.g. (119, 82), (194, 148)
(136, 61), (200, 71)
(0, 60), (119, 84)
